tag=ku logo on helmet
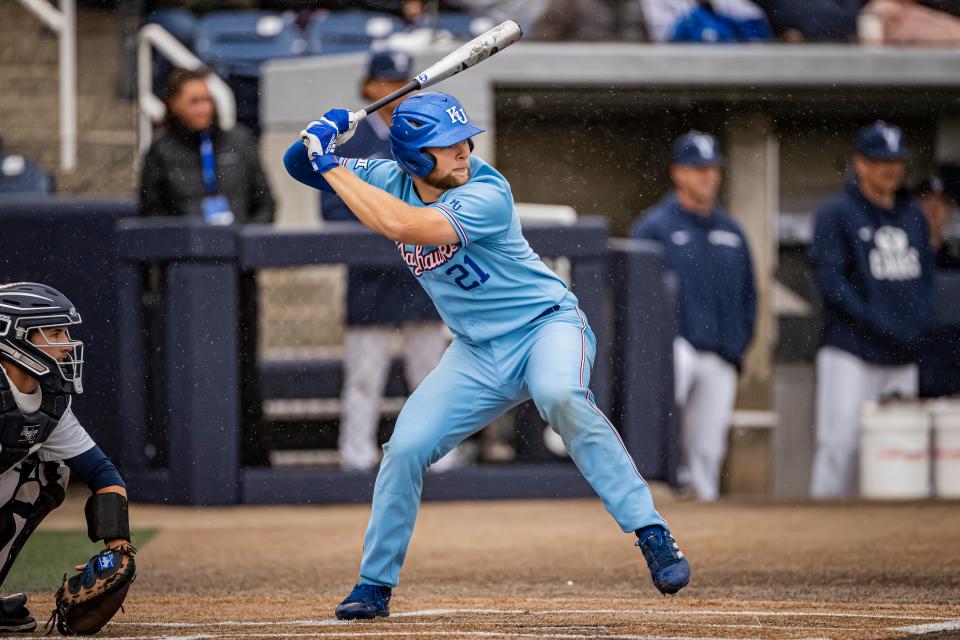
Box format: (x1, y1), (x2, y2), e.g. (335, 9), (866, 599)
(446, 106), (469, 124)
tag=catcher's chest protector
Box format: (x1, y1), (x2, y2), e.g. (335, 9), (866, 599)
(0, 375), (67, 475)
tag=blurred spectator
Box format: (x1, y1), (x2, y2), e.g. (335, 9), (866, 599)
(445, 0), (551, 33)
(808, 122), (935, 499)
(752, 0), (862, 42)
(631, 132), (756, 501)
(320, 52), (453, 472)
(399, 0), (428, 28)
(139, 68), (275, 466)
(641, 0), (770, 43)
(861, 0), (960, 46)
(531, 0), (616, 40)
(139, 68), (274, 222)
(914, 176), (960, 268)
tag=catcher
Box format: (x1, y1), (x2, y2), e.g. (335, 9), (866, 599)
(0, 282), (136, 634)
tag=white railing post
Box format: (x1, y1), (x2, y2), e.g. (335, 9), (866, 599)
(60, 0), (76, 170)
(17, 0), (76, 172)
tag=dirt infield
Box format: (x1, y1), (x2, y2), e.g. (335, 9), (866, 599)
(27, 493), (960, 639)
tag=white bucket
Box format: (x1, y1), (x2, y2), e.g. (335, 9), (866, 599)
(932, 400), (960, 499)
(859, 401), (931, 499)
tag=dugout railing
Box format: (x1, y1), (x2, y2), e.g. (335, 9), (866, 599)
(113, 218), (680, 505)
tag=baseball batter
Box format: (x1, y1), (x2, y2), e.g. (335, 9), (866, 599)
(284, 93), (690, 619)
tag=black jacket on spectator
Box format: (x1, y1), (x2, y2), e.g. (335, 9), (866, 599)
(139, 121), (274, 223)
(808, 179), (935, 366)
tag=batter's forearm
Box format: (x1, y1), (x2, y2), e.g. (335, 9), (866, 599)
(323, 167), (458, 245)
(324, 167), (409, 237)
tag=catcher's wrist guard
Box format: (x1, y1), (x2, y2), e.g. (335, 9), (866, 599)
(85, 492), (129, 543)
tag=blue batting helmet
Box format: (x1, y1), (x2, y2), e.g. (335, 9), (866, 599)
(389, 92), (485, 178)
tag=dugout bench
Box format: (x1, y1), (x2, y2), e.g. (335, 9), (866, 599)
(113, 219), (679, 505)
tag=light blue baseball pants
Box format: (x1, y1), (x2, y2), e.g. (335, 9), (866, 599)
(358, 305), (668, 587)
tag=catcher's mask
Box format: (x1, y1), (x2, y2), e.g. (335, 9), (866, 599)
(0, 282), (84, 394)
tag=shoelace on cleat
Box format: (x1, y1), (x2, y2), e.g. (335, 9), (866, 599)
(345, 584), (389, 607)
(636, 531), (681, 570)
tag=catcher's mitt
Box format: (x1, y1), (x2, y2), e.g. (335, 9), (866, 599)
(48, 543), (136, 635)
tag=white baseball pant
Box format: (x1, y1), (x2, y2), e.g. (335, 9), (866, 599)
(339, 323), (449, 471)
(810, 346), (918, 499)
(673, 337), (738, 501)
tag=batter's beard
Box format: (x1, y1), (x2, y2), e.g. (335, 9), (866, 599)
(422, 167), (470, 190)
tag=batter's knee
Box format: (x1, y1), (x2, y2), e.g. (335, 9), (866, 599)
(381, 437), (435, 473)
(531, 383), (580, 423)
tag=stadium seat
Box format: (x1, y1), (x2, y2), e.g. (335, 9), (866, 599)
(306, 11), (399, 55)
(194, 11), (308, 133)
(0, 148), (54, 195)
(195, 11), (307, 75)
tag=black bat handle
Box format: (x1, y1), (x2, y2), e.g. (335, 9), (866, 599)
(360, 80), (421, 118)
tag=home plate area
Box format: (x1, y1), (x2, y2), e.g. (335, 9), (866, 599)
(15, 598), (960, 640)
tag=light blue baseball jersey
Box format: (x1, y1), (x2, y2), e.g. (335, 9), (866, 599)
(339, 154), (575, 343)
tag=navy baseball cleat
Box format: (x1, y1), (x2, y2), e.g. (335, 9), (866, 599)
(335, 584), (392, 620)
(636, 525), (691, 595)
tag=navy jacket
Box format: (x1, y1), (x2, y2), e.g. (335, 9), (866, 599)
(808, 179), (935, 365)
(320, 116), (439, 326)
(631, 193), (757, 369)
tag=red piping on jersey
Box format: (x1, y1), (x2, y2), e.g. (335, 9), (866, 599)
(434, 203), (469, 244)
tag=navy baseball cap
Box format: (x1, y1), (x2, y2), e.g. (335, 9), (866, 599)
(672, 131), (723, 166)
(367, 51), (412, 82)
(856, 121), (909, 161)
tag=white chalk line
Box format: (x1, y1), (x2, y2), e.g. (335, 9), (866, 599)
(113, 606), (952, 629)
(890, 618), (960, 634)
(115, 620), (858, 633)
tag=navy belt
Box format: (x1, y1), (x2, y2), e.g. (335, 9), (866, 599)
(530, 304), (561, 323)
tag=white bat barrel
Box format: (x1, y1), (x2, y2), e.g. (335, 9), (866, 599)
(416, 20), (523, 89)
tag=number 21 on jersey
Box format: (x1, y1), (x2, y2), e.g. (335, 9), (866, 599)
(446, 255), (490, 291)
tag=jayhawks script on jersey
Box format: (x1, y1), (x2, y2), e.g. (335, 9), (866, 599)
(339, 154), (575, 343)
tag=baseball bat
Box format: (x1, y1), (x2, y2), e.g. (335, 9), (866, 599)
(355, 19), (523, 121)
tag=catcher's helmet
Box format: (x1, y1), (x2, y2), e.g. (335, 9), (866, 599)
(389, 92), (485, 178)
(0, 282), (84, 394)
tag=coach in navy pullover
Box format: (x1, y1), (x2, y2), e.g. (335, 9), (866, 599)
(631, 133), (756, 370)
(808, 124), (935, 366)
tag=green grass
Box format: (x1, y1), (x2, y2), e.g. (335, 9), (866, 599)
(4, 529), (156, 593)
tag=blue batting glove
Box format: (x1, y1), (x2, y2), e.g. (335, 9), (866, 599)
(299, 109), (355, 173)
